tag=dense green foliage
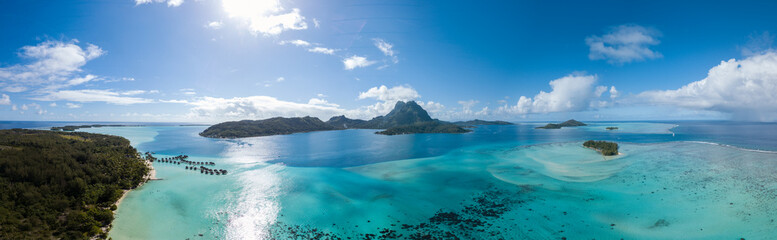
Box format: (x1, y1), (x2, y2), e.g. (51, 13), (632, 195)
(51, 124), (139, 131)
(376, 121), (471, 135)
(0, 129), (149, 239)
(583, 140), (619, 156)
(535, 119), (587, 129)
(453, 119), (514, 126)
(200, 116), (339, 138)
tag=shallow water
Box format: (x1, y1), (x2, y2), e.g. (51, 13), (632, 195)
(60, 122), (777, 239)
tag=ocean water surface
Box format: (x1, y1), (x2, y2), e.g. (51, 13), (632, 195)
(3, 121), (776, 239)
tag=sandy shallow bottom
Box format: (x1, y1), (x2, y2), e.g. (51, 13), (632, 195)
(100, 125), (777, 240)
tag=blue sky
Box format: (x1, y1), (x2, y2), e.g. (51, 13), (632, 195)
(1, 0), (777, 122)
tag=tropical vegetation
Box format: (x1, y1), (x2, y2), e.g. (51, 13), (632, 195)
(0, 129), (149, 239)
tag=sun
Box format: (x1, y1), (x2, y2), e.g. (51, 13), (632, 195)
(221, 0), (281, 19)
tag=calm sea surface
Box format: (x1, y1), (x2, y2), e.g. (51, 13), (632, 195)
(3, 121), (777, 239)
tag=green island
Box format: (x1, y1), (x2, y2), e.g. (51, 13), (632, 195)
(0, 129), (150, 240)
(376, 121), (472, 135)
(583, 140), (619, 156)
(200, 101), (483, 138)
(453, 119), (514, 126)
(199, 116), (339, 138)
(535, 119), (587, 129)
(606, 127), (619, 130)
(51, 124), (142, 131)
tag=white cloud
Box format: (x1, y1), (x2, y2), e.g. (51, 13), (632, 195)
(121, 90), (152, 95)
(276, 77), (285, 82)
(308, 47), (336, 55)
(307, 98), (339, 108)
(2, 86), (27, 93)
(316, 93), (326, 98)
(354, 85), (422, 117)
(498, 73), (615, 114)
(34, 89), (154, 105)
(586, 24), (662, 64)
(49, 102), (57, 107)
(638, 51), (777, 121)
(279, 39), (310, 46)
(0, 40), (105, 91)
(66, 103), (82, 108)
(418, 101), (445, 113)
(186, 96), (343, 121)
(222, 0), (307, 36)
(12, 105), (17, 111)
(343, 55), (376, 70)
(0, 94), (10, 105)
(358, 85), (420, 102)
(373, 38), (399, 64)
(458, 100), (479, 114)
(609, 86), (619, 99)
(313, 18), (320, 28)
(206, 21), (223, 29)
(135, 0), (183, 7)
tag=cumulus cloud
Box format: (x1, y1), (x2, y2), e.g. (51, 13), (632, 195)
(308, 47), (336, 55)
(307, 98), (339, 108)
(0, 94), (10, 105)
(458, 100), (479, 114)
(358, 85), (420, 103)
(206, 21), (223, 29)
(343, 55), (376, 70)
(353, 85), (422, 117)
(638, 51), (777, 121)
(586, 24), (662, 64)
(498, 73), (616, 114)
(0, 40), (105, 91)
(186, 96), (344, 121)
(33, 89), (154, 105)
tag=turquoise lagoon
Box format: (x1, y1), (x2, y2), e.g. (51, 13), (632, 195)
(70, 122), (777, 239)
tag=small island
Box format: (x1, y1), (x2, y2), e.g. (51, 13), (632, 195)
(453, 119), (514, 126)
(606, 127), (619, 130)
(0, 129), (150, 239)
(200, 101), (480, 138)
(583, 140), (619, 156)
(535, 119), (587, 129)
(51, 124), (142, 131)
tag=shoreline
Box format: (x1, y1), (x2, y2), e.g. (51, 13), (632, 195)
(114, 159), (157, 211)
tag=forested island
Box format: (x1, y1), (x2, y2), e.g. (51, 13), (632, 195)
(535, 119), (587, 129)
(583, 140), (619, 156)
(606, 127), (619, 130)
(453, 119), (514, 126)
(51, 124), (142, 131)
(0, 129), (150, 239)
(200, 101), (486, 138)
(199, 116), (338, 138)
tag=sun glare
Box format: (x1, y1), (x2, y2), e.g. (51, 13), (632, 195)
(222, 0), (281, 19)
